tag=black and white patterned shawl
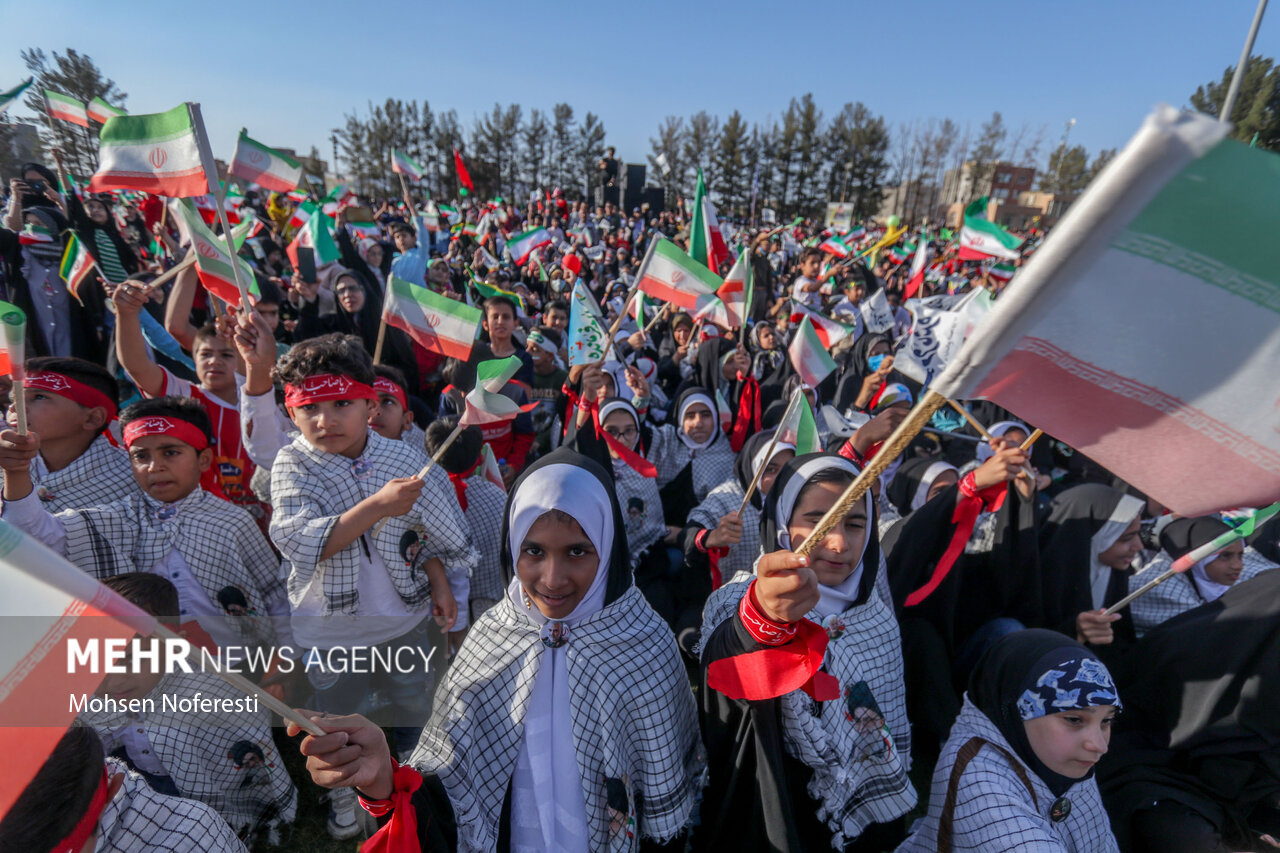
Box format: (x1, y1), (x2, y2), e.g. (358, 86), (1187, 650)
(898, 698), (1119, 852)
(461, 473), (508, 603)
(412, 586), (702, 852)
(28, 434), (139, 513)
(610, 455), (667, 560)
(84, 671), (297, 834)
(268, 429), (477, 615)
(686, 478), (761, 583)
(1130, 546), (1278, 637)
(646, 421), (736, 500)
(56, 489), (286, 631)
(96, 757), (249, 852)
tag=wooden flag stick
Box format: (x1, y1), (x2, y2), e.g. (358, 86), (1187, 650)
(795, 390), (946, 557)
(947, 399), (994, 440)
(372, 315), (388, 365)
(368, 420), (466, 540)
(737, 390), (802, 517)
(151, 622), (325, 735)
(592, 284), (639, 368)
(1019, 428), (1044, 451)
(142, 253), (197, 294)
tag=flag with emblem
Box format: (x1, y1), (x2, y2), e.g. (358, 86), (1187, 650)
(789, 299), (858, 348)
(85, 97), (126, 124)
(171, 200), (259, 308)
(89, 104), (207, 197)
(59, 234), (97, 300)
(788, 315), (838, 388)
(382, 275), (482, 360)
(635, 236), (722, 310)
(229, 131), (302, 192)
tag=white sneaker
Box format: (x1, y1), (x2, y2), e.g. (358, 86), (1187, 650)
(326, 787), (361, 840)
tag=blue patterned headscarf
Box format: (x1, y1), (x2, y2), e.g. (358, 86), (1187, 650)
(1016, 657), (1122, 721)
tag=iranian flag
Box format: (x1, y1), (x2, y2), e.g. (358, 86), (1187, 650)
(454, 148), (474, 196)
(635, 236), (723, 310)
(230, 131), (302, 192)
(17, 224), (54, 246)
(391, 148), (426, 181)
(689, 170), (732, 272)
(506, 227), (553, 265)
(843, 225), (867, 242)
(383, 275), (482, 360)
(717, 250), (753, 328)
(775, 387), (822, 454)
(288, 200), (317, 231)
(0, 77), (33, 117)
(89, 104), (208, 197)
(43, 90), (88, 127)
(819, 234), (853, 258)
(0, 519), (161, 814)
(904, 238), (930, 300)
(988, 262), (1016, 283)
(959, 196), (1023, 261)
(85, 96), (126, 124)
(930, 106), (1280, 516)
(59, 234), (97, 299)
(789, 299), (857, 348)
(887, 241), (913, 265)
(460, 356), (538, 426)
(287, 210), (341, 268)
(172, 200), (259, 308)
(788, 315), (838, 388)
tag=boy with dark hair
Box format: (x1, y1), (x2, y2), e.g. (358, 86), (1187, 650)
(0, 395), (294, 657)
(0, 355), (137, 512)
(370, 364), (424, 448)
(481, 295), (534, 384)
(791, 246), (829, 310)
(525, 325), (567, 454)
(113, 281), (261, 518)
(425, 417), (506, 629)
(76, 573), (296, 845)
(266, 333), (476, 833)
(0, 725), (248, 852)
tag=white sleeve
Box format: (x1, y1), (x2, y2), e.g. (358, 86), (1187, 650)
(1, 490), (68, 553)
(239, 390), (295, 470)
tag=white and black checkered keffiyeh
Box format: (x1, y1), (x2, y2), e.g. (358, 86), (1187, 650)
(56, 489), (286, 632)
(96, 757), (249, 852)
(1130, 547), (1278, 637)
(686, 478), (761, 583)
(27, 434), (139, 513)
(461, 474), (508, 603)
(611, 456), (667, 560)
(646, 423), (735, 500)
(702, 559), (916, 847)
(411, 585), (703, 853)
(898, 698), (1119, 852)
(83, 670), (297, 836)
(269, 430), (478, 615)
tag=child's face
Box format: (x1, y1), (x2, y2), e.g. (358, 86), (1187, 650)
(289, 398), (375, 459)
(758, 449), (794, 499)
(1023, 705), (1116, 778)
(368, 393), (413, 441)
(526, 342), (553, 370)
(12, 388), (98, 444)
(681, 403), (715, 444)
(1203, 541), (1245, 586)
(800, 255), (821, 278)
(516, 511), (600, 620)
(544, 308), (568, 332)
(127, 436), (211, 503)
(484, 304), (516, 344)
(601, 410), (638, 457)
(194, 336), (237, 393)
(787, 480), (867, 587)
(1098, 517), (1144, 570)
(96, 636), (165, 702)
(256, 302), (280, 333)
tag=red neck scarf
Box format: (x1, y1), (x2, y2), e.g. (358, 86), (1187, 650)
(446, 458), (482, 511)
(729, 371), (762, 453)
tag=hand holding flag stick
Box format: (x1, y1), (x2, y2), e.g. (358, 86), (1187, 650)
(1103, 501), (1280, 615)
(737, 389), (802, 516)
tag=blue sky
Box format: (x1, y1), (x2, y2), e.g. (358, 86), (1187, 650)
(2, 0), (1275, 175)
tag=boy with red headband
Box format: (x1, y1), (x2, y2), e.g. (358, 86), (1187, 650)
(0, 726), (248, 853)
(370, 365), (425, 449)
(266, 333), (475, 834)
(0, 356), (137, 512)
(0, 396), (294, 658)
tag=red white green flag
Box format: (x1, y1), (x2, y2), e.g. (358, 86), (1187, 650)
(0, 77), (33, 118)
(287, 211), (341, 269)
(172, 200), (259, 308)
(454, 149), (474, 196)
(959, 197), (1023, 261)
(635, 236), (723, 310)
(460, 355), (537, 425)
(287, 200), (317, 231)
(506, 227), (553, 265)
(819, 234), (853, 258)
(85, 97), (126, 124)
(89, 104), (208, 197)
(43, 90), (88, 127)
(383, 274), (482, 360)
(789, 299), (857, 348)
(694, 250), (753, 328)
(788, 315), (838, 388)
(904, 237), (930, 300)
(230, 131), (302, 193)
(391, 148), (426, 181)
(688, 169), (732, 272)
(775, 387), (823, 454)
(59, 234), (97, 300)
(988, 262), (1016, 283)
(17, 224), (54, 246)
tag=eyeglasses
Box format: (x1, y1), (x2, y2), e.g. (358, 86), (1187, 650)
(604, 426), (638, 441)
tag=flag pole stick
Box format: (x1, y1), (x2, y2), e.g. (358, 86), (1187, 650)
(737, 389), (802, 517)
(794, 389), (947, 557)
(1102, 525), (1244, 616)
(368, 420), (466, 540)
(151, 623), (325, 735)
(372, 316), (388, 364)
(187, 103), (251, 311)
(947, 399), (994, 440)
(1219, 0), (1270, 121)
(142, 253), (197, 294)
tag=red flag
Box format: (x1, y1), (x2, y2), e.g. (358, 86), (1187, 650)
(453, 149), (474, 197)
(562, 252), (582, 278)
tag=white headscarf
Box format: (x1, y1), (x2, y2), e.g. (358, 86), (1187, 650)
(911, 461), (959, 512)
(1088, 494), (1145, 609)
(1189, 551), (1233, 602)
(974, 420), (1029, 463)
(504, 463), (614, 853)
(677, 391), (717, 453)
(771, 456), (871, 619)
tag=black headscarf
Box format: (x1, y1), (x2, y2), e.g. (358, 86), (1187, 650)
(832, 331), (907, 413)
(885, 457), (958, 517)
(1247, 513), (1280, 564)
(1158, 516), (1231, 560)
(969, 629), (1118, 797)
(691, 336), (736, 397)
(734, 429), (777, 510)
(499, 447), (632, 607)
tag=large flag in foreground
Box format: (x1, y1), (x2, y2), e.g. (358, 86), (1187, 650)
(89, 104), (208, 197)
(0, 519), (158, 814)
(931, 106), (1279, 516)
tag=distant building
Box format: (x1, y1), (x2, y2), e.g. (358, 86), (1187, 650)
(940, 160), (1037, 228)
